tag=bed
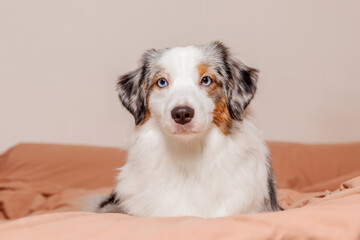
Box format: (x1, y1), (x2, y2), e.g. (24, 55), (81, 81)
(1, 142), (360, 239)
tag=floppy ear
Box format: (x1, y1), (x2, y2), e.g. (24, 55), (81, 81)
(117, 68), (147, 125)
(117, 49), (159, 125)
(206, 41), (258, 120)
(225, 60), (258, 120)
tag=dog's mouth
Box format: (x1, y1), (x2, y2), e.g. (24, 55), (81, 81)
(169, 123), (202, 135)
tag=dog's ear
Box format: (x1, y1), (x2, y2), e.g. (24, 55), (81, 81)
(117, 49), (159, 125)
(205, 41), (258, 120)
(226, 60), (258, 120)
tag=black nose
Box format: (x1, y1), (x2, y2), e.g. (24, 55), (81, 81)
(171, 106), (194, 125)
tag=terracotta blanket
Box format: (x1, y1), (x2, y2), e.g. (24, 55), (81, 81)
(0, 142), (360, 239)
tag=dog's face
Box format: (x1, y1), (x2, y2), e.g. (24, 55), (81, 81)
(117, 41), (258, 137)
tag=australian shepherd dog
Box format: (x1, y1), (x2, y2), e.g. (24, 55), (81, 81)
(90, 41), (281, 217)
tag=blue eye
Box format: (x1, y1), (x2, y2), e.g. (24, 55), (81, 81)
(156, 78), (168, 88)
(201, 76), (212, 86)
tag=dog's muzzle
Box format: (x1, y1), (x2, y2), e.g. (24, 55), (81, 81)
(171, 106), (194, 125)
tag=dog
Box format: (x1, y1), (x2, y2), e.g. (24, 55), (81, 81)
(92, 41), (282, 217)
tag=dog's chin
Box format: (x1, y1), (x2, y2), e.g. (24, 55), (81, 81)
(164, 123), (205, 140)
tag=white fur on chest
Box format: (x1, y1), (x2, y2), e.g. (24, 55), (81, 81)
(115, 118), (269, 218)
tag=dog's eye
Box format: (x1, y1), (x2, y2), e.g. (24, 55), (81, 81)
(156, 78), (168, 88)
(201, 76), (212, 86)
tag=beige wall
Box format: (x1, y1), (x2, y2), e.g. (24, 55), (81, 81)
(1, 0), (359, 153)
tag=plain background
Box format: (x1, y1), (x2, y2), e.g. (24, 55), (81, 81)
(1, 0), (359, 153)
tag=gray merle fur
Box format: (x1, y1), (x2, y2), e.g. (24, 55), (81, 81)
(201, 41), (258, 121)
(117, 49), (160, 125)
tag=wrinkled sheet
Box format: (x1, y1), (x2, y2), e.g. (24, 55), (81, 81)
(0, 142), (360, 239)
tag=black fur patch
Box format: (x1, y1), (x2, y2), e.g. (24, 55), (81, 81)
(99, 192), (119, 209)
(240, 69), (258, 95)
(266, 156), (283, 211)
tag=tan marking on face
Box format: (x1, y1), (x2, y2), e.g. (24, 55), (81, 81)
(151, 70), (168, 90)
(212, 93), (233, 135)
(139, 71), (167, 125)
(142, 98), (151, 124)
(197, 64), (233, 135)
(151, 74), (162, 88)
(197, 64), (216, 83)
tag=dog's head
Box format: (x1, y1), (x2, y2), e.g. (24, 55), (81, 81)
(117, 41), (258, 137)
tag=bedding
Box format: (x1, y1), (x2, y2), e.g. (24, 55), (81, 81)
(0, 142), (360, 239)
